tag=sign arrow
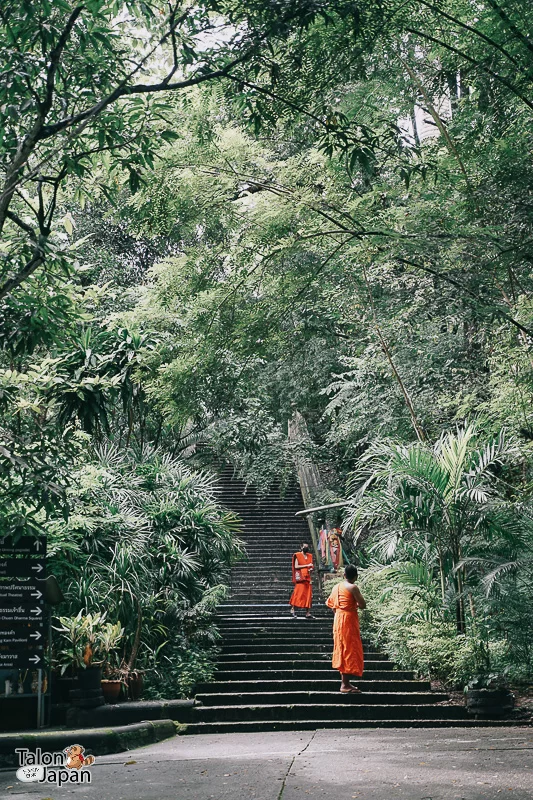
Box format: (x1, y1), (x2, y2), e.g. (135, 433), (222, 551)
(0, 559), (46, 579)
(0, 651), (44, 668)
(0, 606), (46, 623)
(0, 584), (44, 603)
(0, 624), (44, 650)
(0, 536), (47, 556)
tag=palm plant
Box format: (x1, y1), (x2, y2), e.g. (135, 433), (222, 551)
(345, 423), (521, 632)
(48, 443), (244, 695)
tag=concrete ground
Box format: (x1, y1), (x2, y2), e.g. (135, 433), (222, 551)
(1, 727), (532, 800)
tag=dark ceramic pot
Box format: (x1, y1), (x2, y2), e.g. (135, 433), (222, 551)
(77, 665), (102, 692)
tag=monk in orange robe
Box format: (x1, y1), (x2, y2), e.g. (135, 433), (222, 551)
(289, 543), (314, 618)
(326, 564), (366, 692)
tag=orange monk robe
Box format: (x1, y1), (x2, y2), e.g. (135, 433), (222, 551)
(289, 551), (313, 609)
(326, 583), (364, 676)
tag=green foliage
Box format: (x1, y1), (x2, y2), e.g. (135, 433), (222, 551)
(3, 0), (533, 693)
(345, 424), (527, 632)
(48, 445), (243, 695)
(54, 611), (123, 673)
(358, 566), (532, 687)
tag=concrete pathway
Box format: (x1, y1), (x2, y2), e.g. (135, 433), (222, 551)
(1, 727), (532, 800)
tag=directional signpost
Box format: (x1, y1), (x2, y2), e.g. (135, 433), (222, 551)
(0, 536), (47, 726)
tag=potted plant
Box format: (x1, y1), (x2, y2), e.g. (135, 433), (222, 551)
(54, 612), (124, 697)
(465, 674), (515, 718)
(99, 621), (126, 703)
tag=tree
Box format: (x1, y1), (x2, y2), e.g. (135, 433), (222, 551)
(0, 0), (341, 301)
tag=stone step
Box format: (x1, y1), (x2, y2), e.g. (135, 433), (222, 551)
(229, 585), (298, 591)
(216, 616), (334, 625)
(182, 718), (519, 735)
(230, 564), (305, 570)
(239, 535), (319, 544)
(219, 601), (326, 608)
(191, 703), (467, 723)
(240, 535), (309, 540)
(218, 604), (330, 614)
(217, 656), (395, 669)
(217, 623), (333, 631)
(218, 624), (342, 633)
(218, 625), (333, 631)
(213, 669), (417, 681)
(220, 644), (388, 656)
(221, 637), (335, 645)
(195, 691), (447, 707)
(197, 680), (431, 693)
(221, 633), (334, 641)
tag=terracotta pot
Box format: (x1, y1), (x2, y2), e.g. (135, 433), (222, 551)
(128, 672), (144, 701)
(101, 679), (122, 704)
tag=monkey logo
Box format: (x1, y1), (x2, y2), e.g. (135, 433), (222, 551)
(63, 744), (96, 770)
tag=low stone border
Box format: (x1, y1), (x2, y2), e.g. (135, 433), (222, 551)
(64, 698), (198, 728)
(0, 719), (178, 769)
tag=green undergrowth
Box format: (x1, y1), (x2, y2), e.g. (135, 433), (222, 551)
(323, 570), (531, 689)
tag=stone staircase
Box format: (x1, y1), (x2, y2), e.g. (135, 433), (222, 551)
(185, 469), (500, 733)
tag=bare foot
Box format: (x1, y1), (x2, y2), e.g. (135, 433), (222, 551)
(340, 684), (361, 694)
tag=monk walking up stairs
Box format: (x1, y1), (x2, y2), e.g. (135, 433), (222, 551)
(186, 467), (504, 733)
(289, 543), (314, 618)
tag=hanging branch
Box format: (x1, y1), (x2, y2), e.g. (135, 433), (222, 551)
(361, 262), (426, 442)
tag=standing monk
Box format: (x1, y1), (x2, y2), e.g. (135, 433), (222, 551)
(289, 543), (314, 618)
(326, 564), (366, 693)
(327, 524), (344, 570)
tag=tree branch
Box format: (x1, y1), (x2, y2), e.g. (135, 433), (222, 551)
(405, 27), (533, 113)
(395, 256), (533, 336)
(486, 0), (533, 56)
(5, 210), (37, 241)
(362, 262), (426, 442)
(416, 0), (525, 71)
(0, 248), (46, 301)
(37, 57), (250, 141)
(41, 6), (84, 119)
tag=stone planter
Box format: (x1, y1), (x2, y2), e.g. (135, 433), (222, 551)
(466, 687), (514, 718)
(67, 666), (105, 720)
